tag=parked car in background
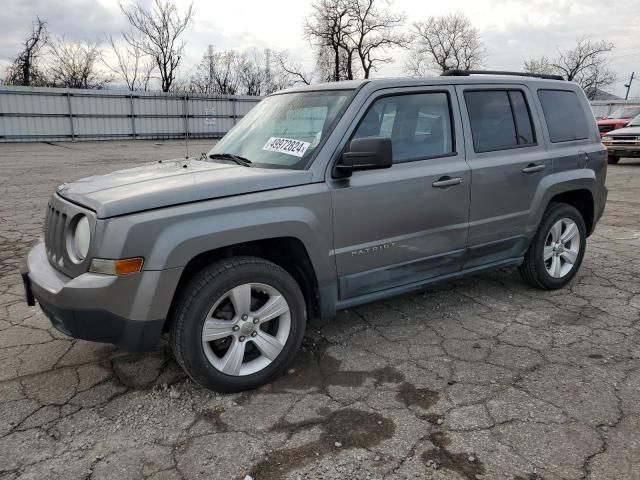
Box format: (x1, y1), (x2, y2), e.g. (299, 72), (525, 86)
(602, 114), (640, 164)
(597, 106), (640, 136)
(22, 71), (607, 392)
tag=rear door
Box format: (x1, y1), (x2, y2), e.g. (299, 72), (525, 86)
(455, 84), (550, 268)
(329, 86), (471, 300)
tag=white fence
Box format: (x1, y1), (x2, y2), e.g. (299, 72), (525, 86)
(0, 86), (262, 142)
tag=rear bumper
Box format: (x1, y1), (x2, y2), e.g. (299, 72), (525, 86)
(21, 241), (183, 351)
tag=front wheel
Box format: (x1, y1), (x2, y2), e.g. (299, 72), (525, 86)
(170, 257), (306, 392)
(518, 203), (586, 289)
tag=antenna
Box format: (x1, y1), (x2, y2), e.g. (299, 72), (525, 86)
(184, 93), (189, 159)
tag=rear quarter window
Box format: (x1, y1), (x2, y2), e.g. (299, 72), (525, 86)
(537, 90), (590, 142)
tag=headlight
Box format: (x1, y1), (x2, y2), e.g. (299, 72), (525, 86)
(602, 136), (612, 142)
(70, 215), (90, 261)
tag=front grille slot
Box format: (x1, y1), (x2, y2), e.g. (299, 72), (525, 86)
(44, 205), (67, 268)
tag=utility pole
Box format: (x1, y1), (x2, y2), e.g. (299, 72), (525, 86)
(624, 72), (634, 100)
(208, 44), (214, 93)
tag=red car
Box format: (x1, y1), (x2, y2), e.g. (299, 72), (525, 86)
(597, 106), (640, 136)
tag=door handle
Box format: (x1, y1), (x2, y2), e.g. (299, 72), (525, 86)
(432, 176), (463, 188)
(522, 163), (545, 174)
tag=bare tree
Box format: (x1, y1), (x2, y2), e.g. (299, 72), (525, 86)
(190, 48), (241, 95)
(524, 39), (616, 99)
(552, 38), (615, 99)
(276, 52), (313, 86)
(120, 0), (194, 92)
(523, 56), (555, 76)
(347, 0), (408, 79)
(4, 17), (49, 86)
(103, 34), (154, 90)
(406, 12), (485, 75)
(48, 38), (111, 89)
(305, 0), (356, 81)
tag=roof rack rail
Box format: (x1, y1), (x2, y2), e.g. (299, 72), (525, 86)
(441, 69), (565, 81)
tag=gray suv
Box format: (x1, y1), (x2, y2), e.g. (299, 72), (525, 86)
(21, 71), (607, 392)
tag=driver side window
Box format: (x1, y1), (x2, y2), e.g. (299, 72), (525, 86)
(353, 92), (455, 163)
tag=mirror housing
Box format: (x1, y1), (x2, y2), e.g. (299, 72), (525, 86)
(335, 137), (392, 176)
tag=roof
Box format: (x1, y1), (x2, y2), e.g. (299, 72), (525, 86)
(590, 89), (622, 101)
(277, 74), (570, 95)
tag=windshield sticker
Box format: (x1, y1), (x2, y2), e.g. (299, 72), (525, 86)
(262, 137), (311, 157)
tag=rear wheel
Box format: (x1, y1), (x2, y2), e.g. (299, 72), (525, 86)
(170, 256), (306, 392)
(518, 203), (586, 289)
(608, 155), (620, 164)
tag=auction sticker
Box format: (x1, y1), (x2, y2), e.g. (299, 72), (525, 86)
(262, 137), (311, 157)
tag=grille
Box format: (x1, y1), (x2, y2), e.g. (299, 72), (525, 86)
(44, 204), (68, 269)
(609, 135), (640, 145)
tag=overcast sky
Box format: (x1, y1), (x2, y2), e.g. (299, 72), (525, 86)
(1, 0), (638, 97)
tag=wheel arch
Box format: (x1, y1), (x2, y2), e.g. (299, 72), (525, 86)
(547, 189), (595, 236)
(163, 237), (321, 332)
(531, 171), (597, 238)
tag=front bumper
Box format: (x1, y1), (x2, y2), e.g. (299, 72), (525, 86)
(21, 241), (183, 351)
(604, 144), (640, 158)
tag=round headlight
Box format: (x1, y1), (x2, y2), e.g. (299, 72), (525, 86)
(72, 215), (90, 261)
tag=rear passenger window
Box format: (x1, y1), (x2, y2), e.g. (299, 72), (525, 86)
(538, 90), (590, 142)
(465, 90), (536, 153)
(353, 92), (454, 163)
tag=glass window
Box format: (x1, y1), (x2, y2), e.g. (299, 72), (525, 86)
(465, 90), (537, 152)
(538, 90), (590, 143)
(509, 91), (535, 145)
(352, 92), (454, 163)
(465, 90), (517, 152)
(208, 90), (353, 169)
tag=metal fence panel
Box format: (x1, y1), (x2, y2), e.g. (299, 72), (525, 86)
(590, 100), (640, 119)
(0, 85), (262, 142)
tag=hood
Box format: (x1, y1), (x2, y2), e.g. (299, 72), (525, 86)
(598, 118), (630, 126)
(605, 125), (640, 136)
(57, 159), (313, 218)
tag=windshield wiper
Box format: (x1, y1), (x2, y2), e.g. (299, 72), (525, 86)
(208, 153), (253, 167)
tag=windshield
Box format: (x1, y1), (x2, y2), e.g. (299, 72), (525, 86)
(628, 114), (640, 127)
(607, 107), (640, 119)
(208, 90), (353, 169)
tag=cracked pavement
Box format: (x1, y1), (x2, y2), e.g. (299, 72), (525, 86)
(1, 140), (639, 480)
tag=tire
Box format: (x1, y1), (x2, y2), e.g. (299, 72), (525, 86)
(518, 203), (586, 290)
(170, 256), (306, 392)
(608, 155), (620, 164)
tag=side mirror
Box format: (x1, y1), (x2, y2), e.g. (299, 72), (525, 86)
(335, 137), (392, 176)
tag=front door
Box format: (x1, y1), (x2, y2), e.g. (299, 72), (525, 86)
(329, 87), (471, 300)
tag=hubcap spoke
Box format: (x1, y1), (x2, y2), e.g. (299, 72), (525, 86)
(549, 221), (562, 242)
(251, 331), (285, 360)
(202, 319), (235, 341)
(219, 338), (246, 375)
(228, 284), (252, 317)
(549, 256), (561, 278)
(543, 245), (554, 261)
(560, 249), (578, 265)
(253, 295), (289, 323)
(561, 223), (578, 244)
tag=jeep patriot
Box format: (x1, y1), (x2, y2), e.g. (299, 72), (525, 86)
(22, 71), (608, 392)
